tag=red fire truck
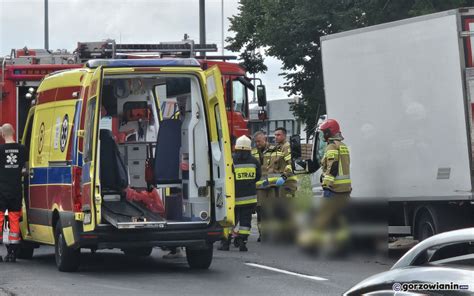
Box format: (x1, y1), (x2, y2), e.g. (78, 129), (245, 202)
(0, 39), (267, 143)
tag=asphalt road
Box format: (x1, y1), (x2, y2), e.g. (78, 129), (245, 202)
(0, 234), (396, 296)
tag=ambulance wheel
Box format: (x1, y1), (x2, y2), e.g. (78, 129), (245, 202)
(122, 247), (153, 257)
(186, 244), (213, 269)
(16, 245), (34, 259)
(54, 222), (80, 272)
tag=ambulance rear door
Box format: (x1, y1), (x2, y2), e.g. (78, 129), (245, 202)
(204, 66), (234, 227)
(82, 67), (103, 231)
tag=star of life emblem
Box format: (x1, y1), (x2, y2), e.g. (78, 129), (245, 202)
(6, 153), (17, 165)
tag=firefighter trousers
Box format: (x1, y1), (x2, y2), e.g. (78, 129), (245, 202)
(313, 192), (350, 242)
(235, 204), (255, 241)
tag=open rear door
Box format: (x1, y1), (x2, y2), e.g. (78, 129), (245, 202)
(82, 66), (103, 231)
(204, 66), (234, 227)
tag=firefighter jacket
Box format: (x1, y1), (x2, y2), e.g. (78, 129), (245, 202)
(275, 141), (297, 181)
(321, 139), (352, 193)
(233, 151), (261, 206)
(252, 144), (288, 188)
(252, 143), (273, 179)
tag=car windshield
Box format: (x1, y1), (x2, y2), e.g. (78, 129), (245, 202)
(232, 79), (247, 118)
(426, 242), (474, 269)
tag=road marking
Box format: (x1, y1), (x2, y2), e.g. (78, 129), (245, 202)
(245, 263), (328, 281)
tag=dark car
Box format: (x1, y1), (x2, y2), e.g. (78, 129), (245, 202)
(344, 228), (474, 296)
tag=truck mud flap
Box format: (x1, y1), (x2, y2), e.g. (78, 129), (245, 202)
(102, 198), (166, 230)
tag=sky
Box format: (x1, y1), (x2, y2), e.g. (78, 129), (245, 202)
(0, 0), (288, 100)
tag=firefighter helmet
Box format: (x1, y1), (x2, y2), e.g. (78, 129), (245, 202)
(235, 135), (252, 150)
(319, 119), (340, 140)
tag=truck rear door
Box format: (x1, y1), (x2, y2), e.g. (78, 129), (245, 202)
(204, 66), (235, 226)
(82, 67), (103, 231)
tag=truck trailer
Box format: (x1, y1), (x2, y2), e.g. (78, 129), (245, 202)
(319, 8), (474, 240)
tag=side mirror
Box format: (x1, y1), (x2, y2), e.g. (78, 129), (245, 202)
(225, 79), (232, 109)
(289, 134), (321, 174)
(290, 135), (302, 159)
(290, 135), (306, 174)
(257, 85), (267, 107)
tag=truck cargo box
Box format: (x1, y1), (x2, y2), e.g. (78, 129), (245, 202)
(321, 9), (474, 202)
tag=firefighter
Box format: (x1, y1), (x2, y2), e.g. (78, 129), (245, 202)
(252, 131), (275, 242)
(273, 127), (299, 241)
(218, 135), (261, 251)
(0, 123), (27, 262)
(252, 131), (288, 242)
(299, 119), (352, 253)
(273, 127), (297, 198)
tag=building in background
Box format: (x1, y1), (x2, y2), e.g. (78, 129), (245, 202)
(249, 97), (306, 143)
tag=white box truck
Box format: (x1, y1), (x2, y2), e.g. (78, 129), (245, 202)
(317, 8), (474, 241)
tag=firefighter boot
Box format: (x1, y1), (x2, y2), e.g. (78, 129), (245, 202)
(217, 236), (231, 251)
(235, 236), (248, 252)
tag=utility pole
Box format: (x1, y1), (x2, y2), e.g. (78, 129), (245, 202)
(221, 0), (224, 55)
(44, 0), (49, 50)
(199, 0), (206, 57)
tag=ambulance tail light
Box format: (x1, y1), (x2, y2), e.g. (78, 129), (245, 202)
(72, 166), (83, 212)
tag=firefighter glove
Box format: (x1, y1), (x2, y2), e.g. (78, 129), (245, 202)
(323, 189), (333, 198)
(275, 177), (285, 187)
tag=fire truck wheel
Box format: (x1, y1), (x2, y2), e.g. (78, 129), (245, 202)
(16, 245), (35, 259)
(186, 244), (213, 269)
(122, 247), (153, 257)
(54, 221), (80, 272)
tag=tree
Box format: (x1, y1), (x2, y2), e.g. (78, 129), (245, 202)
(227, 0), (474, 131)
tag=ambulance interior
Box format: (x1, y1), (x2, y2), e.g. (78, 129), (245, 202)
(98, 75), (211, 229)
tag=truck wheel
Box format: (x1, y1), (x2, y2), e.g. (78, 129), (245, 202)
(122, 247), (153, 257)
(186, 244), (213, 269)
(16, 245), (35, 259)
(415, 211), (437, 241)
(54, 221), (80, 272)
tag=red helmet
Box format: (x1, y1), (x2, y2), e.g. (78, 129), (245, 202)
(319, 119), (340, 140)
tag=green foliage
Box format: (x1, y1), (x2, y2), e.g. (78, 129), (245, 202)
(227, 0), (474, 130)
(293, 175), (313, 210)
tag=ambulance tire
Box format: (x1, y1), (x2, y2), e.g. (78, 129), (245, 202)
(16, 245), (34, 259)
(122, 247), (153, 257)
(186, 244), (213, 269)
(54, 222), (80, 272)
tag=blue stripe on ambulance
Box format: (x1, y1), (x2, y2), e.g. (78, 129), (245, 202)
(30, 167), (72, 185)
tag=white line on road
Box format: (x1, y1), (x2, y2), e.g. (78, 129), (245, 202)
(245, 263), (328, 281)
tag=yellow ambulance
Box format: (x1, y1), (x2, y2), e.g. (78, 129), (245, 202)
(19, 59), (234, 271)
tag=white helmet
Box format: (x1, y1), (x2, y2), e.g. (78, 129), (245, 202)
(235, 135), (251, 151)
